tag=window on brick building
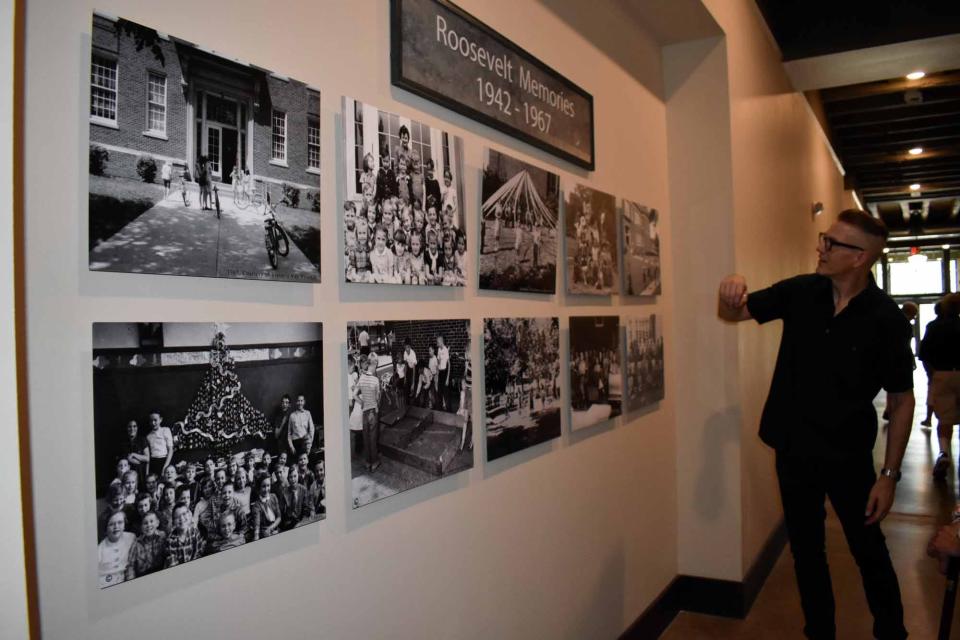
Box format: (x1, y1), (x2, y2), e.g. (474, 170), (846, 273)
(146, 72), (166, 135)
(353, 101), (364, 193)
(90, 55), (118, 125)
(307, 117), (320, 170)
(272, 110), (287, 163)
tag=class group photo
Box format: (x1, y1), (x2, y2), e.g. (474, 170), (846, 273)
(568, 315), (622, 430)
(341, 97), (467, 287)
(92, 323), (325, 588)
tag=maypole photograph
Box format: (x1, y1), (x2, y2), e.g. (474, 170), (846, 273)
(91, 322), (324, 588)
(483, 317), (561, 461)
(479, 149), (559, 294)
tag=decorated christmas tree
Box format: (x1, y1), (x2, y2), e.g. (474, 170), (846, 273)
(174, 331), (270, 453)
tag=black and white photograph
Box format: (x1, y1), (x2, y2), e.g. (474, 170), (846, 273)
(342, 97), (467, 286)
(565, 184), (619, 295)
(87, 13), (322, 283)
(483, 317), (561, 461)
(479, 149), (559, 294)
(346, 319), (473, 508)
(568, 316), (622, 430)
(624, 314), (665, 413)
(92, 323), (325, 589)
(622, 200), (661, 296)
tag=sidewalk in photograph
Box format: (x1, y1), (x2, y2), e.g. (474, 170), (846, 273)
(89, 184), (319, 281)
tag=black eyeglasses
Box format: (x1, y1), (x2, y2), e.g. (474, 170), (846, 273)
(818, 232), (864, 252)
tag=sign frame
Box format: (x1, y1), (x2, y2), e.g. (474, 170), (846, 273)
(390, 0), (596, 170)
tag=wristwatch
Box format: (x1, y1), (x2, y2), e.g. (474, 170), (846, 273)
(880, 468), (902, 482)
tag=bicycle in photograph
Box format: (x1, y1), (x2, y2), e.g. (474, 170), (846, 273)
(213, 185), (221, 219)
(260, 186), (291, 269)
(234, 178), (252, 209)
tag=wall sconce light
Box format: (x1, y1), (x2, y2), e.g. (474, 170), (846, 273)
(812, 202), (824, 217)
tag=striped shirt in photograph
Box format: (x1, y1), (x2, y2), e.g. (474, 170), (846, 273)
(357, 372), (380, 411)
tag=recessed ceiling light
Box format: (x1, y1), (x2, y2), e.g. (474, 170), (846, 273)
(908, 147), (923, 155)
(943, 244), (951, 250)
(909, 183), (921, 191)
(906, 70), (926, 80)
(883, 248), (890, 254)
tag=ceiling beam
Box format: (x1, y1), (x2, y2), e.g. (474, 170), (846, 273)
(830, 101), (960, 129)
(821, 70), (960, 102)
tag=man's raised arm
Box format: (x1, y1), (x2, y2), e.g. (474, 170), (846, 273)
(718, 274), (753, 322)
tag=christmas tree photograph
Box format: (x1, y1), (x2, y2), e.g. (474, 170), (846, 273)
(91, 322), (324, 589)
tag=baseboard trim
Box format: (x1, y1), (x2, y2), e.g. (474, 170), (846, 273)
(619, 520), (788, 638)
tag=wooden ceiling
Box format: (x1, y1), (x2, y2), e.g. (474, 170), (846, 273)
(755, 0), (960, 238)
(821, 70), (960, 235)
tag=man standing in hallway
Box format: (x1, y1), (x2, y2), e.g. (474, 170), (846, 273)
(718, 209), (915, 640)
(919, 293), (960, 480)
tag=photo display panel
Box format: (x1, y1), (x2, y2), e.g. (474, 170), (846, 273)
(623, 314), (665, 414)
(342, 97), (467, 287)
(92, 323), (325, 589)
(483, 317), (561, 461)
(621, 200), (661, 296)
(347, 319), (473, 508)
(479, 149), (559, 294)
(565, 185), (619, 296)
(87, 14), (322, 283)
(568, 315), (622, 430)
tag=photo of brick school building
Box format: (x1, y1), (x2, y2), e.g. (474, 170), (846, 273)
(90, 12), (320, 194)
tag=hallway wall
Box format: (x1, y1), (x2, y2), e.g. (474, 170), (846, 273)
(701, 0), (855, 573)
(22, 1), (677, 638)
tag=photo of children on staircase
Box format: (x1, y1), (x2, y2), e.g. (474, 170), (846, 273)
(565, 184), (619, 296)
(483, 318), (561, 461)
(87, 13), (321, 283)
(479, 149), (559, 294)
(92, 323), (324, 589)
(341, 97), (466, 287)
(568, 316), (622, 430)
(347, 320), (473, 508)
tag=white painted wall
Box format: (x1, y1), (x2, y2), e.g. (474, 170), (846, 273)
(0, 0), (31, 636)
(22, 1), (676, 638)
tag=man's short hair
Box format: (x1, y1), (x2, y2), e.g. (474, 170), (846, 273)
(837, 209), (889, 242)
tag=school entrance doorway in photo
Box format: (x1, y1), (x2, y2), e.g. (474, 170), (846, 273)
(194, 91), (248, 184)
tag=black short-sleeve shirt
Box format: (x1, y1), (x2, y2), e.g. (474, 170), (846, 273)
(746, 273), (914, 458)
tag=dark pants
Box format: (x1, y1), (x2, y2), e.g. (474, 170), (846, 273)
(362, 408), (379, 468)
(776, 452), (907, 640)
(291, 437), (309, 458)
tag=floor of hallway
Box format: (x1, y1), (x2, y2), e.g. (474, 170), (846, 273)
(661, 370), (960, 639)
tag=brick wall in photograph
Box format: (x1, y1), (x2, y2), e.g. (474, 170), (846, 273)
(90, 14), (189, 178)
(389, 319), (470, 379)
(253, 78), (320, 190)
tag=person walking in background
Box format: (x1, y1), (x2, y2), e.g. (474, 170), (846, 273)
(718, 209), (914, 640)
(920, 293), (960, 481)
(161, 160), (173, 199)
(918, 300), (944, 431)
